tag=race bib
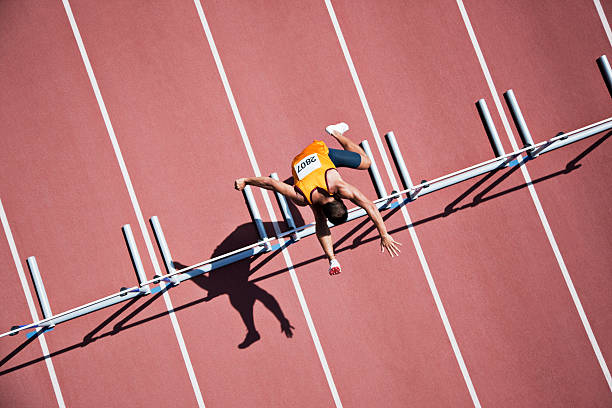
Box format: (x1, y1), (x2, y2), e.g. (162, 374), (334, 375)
(294, 153), (321, 180)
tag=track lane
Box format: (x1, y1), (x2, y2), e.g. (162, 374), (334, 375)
(463, 0), (612, 402)
(0, 1), (200, 406)
(331, 0), (611, 406)
(201, 0), (476, 406)
(68, 0), (338, 406)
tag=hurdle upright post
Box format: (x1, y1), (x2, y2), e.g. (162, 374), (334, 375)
(121, 224), (150, 294)
(596, 55), (612, 99)
(503, 89), (537, 157)
(270, 172), (299, 241)
(359, 140), (388, 199)
(26, 256), (55, 328)
(384, 131), (418, 200)
(476, 99), (506, 159)
(242, 185), (273, 251)
(149, 216), (180, 286)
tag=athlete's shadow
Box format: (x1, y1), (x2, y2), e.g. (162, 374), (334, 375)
(173, 188), (306, 349)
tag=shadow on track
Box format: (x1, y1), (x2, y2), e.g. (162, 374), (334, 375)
(173, 222), (296, 349)
(1, 131), (608, 375)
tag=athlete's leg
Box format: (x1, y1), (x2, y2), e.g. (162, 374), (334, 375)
(327, 126), (371, 170)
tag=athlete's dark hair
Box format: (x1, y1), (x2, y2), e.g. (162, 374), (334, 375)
(322, 197), (348, 225)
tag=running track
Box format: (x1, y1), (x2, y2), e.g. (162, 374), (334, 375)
(0, 1), (611, 407)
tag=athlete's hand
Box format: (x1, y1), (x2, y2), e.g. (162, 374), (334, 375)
(380, 234), (401, 257)
(234, 178), (247, 191)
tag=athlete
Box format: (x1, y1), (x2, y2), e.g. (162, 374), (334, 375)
(234, 123), (401, 275)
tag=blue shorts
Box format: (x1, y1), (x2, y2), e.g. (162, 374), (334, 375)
(328, 148), (362, 169)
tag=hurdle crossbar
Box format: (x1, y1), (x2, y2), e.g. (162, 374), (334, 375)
(1, 285), (144, 338)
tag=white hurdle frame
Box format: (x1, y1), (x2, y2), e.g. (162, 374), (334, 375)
(3, 115), (609, 340)
(4, 53), (612, 339)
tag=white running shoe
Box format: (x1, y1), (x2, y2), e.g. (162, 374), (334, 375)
(325, 122), (349, 136)
(328, 258), (342, 276)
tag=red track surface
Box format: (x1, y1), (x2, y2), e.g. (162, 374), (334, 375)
(1, 1), (610, 407)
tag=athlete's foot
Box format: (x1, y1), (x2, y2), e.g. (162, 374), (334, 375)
(280, 319), (295, 338)
(238, 330), (260, 349)
(325, 122), (349, 137)
(328, 258), (342, 276)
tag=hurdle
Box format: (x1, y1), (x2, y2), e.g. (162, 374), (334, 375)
(4, 112), (610, 340)
(597, 55), (612, 98)
(3, 56), (612, 340)
(4, 225), (156, 337)
(504, 89), (612, 157)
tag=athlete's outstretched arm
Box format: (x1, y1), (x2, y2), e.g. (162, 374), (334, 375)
(336, 181), (401, 257)
(313, 205), (335, 261)
(234, 177), (308, 206)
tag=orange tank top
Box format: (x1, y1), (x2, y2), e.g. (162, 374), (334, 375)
(291, 140), (336, 205)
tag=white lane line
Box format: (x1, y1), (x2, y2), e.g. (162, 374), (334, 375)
(0, 198), (65, 408)
(593, 0), (612, 48)
(61, 1), (206, 405)
(325, 1), (481, 406)
(192, 1), (343, 406)
(456, 0), (612, 392)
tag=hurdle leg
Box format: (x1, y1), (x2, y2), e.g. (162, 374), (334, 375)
(122, 224), (151, 294)
(476, 99), (506, 159)
(503, 89), (537, 157)
(149, 216), (180, 286)
(270, 173), (299, 241)
(384, 131), (419, 200)
(243, 185), (273, 251)
(359, 140), (388, 199)
(26, 256), (55, 328)
(597, 55), (612, 98)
